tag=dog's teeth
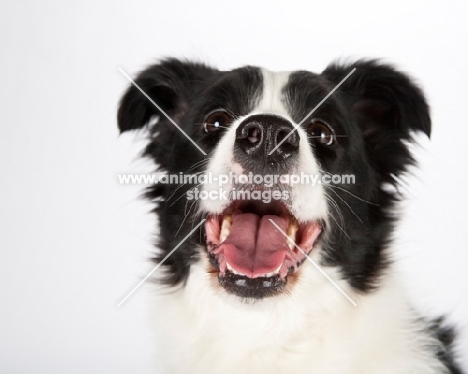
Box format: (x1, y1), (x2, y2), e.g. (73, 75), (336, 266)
(286, 216), (299, 250)
(263, 264), (283, 277)
(219, 214), (232, 243)
(226, 262), (243, 275)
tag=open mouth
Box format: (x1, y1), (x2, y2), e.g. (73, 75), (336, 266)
(205, 199), (322, 299)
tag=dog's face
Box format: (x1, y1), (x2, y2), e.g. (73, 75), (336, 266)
(118, 59), (430, 301)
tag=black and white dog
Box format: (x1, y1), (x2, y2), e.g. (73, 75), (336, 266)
(118, 59), (463, 373)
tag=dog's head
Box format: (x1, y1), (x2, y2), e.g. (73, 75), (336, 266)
(118, 58), (430, 301)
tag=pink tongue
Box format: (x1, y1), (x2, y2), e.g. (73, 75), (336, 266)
(220, 213), (290, 278)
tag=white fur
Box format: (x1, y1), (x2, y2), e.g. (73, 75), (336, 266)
(148, 70), (450, 373)
(149, 249), (448, 374)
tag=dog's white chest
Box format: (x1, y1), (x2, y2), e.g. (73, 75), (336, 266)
(149, 261), (447, 374)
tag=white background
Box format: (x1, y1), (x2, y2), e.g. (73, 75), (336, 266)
(1, 1), (467, 373)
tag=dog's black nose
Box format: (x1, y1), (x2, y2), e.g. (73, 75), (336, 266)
(234, 114), (299, 167)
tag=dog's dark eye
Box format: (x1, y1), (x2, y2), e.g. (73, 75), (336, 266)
(203, 110), (232, 133)
(307, 120), (335, 146)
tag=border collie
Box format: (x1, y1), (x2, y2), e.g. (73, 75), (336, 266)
(118, 58), (463, 373)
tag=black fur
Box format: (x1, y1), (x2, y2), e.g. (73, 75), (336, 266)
(118, 59), (263, 284)
(118, 58), (462, 372)
(117, 58), (422, 288)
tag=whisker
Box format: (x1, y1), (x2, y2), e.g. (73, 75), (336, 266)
(169, 182), (204, 207)
(186, 159), (209, 173)
(328, 212), (351, 241)
(327, 184), (379, 206)
(324, 192), (348, 240)
(307, 135), (348, 139)
(327, 187), (364, 223)
(174, 191), (200, 238)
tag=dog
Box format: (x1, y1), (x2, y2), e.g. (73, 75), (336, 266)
(118, 58), (463, 374)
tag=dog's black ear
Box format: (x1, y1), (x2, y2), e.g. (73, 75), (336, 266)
(117, 58), (216, 132)
(322, 60), (431, 177)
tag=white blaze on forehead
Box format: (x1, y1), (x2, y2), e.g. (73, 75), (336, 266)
(253, 70), (292, 119)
